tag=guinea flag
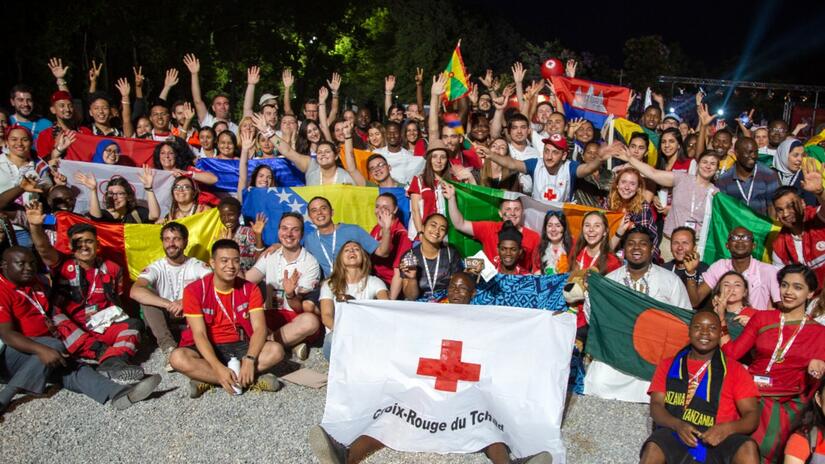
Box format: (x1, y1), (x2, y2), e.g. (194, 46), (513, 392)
(55, 208), (224, 280)
(442, 41), (470, 102)
(445, 181), (623, 258)
(697, 191), (781, 265)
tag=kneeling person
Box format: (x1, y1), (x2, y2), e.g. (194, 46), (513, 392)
(169, 240), (285, 398)
(641, 311), (760, 464)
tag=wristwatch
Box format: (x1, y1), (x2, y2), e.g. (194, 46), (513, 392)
(243, 355), (257, 362)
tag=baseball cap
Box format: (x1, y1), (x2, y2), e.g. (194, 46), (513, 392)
(51, 90), (72, 105)
(541, 133), (568, 152)
(258, 93), (279, 108)
(663, 112), (682, 123)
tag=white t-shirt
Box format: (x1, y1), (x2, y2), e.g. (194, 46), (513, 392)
(306, 159), (355, 186)
(251, 247), (321, 311)
(509, 142), (539, 194)
(200, 112), (239, 134)
(137, 257), (212, 301)
(319, 276), (387, 333)
(373, 146), (424, 185)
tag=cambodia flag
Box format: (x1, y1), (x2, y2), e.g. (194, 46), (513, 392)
(551, 76), (631, 129)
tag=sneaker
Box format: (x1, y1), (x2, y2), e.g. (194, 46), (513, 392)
(98, 358), (145, 384)
(308, 425), (347, 464)
(250, 373), (282, 393)
(294, 342), (309, 361)
(188, 380), (214, 399)
(111, 374), (161, 410)
(163, 347), (175, 373)
(514, 451), (553, 464)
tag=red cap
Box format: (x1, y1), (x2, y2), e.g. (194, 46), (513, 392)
(542, 133), (568, 152)
(50, 90), (72, 105)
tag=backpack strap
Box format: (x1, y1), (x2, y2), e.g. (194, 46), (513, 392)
(130, 209), (142, 223)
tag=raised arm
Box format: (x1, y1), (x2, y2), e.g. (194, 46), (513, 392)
(138, 165), (160, 222)
(481, 138), (527, 173)
(282, 69), (294, 116)
(74, 172), (102, 219)
(47, 57), (70, 92)
(183, 54), (208, 124)
(115, 78), (134, 138)
(88, 60), (102, 94)
(252, 113), (310, 172)
(0, 178), (42, 210)
(736, 109), (754, 138)
(384, 75), (395, 120)
(695, 96), (716, 157)
(326, 73), (341, 121)
(242, 66), (259, 118)
(158, 68), (179, 102)
(443, 183), (473, 235)
(428, 73), (447, 140)
(801, 158), (825, 223)
(490, 83), (515, 139)
(512, 62), (526, 110)
(614, 145), (675, 187)
(25, 201), (60, 267)
(342, 121), (366, 186)
(318, 87), (333, 142)
(575, 142), (620, 178)
(415, 67), (425, 119)
(683, 253), (712, 308)
(236, 130), (255, 200)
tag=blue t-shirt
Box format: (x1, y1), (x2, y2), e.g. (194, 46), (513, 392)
(304, 223), (379, 277)
(9, 115), (53, 142)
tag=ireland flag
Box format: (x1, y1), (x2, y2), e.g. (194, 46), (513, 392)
(321, 300), (576, 462)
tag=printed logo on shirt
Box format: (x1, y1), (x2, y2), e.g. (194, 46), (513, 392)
(817, 241), (825, 252)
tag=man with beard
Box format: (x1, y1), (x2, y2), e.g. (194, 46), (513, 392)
(36, 91), (88, 158)
(584, 227), (691, 403)
(771, 163), (825, 287)
(716, 137), (779, 217)
(495, 222), (529, 275)
(130, 223), (211, 369)
(8, 85), (52, 142)
(683, 226), (780, 310)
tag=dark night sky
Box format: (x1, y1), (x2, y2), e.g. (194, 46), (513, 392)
(475, 0), (825, 86)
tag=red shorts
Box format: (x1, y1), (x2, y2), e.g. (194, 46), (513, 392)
(266, 309), (322, 343)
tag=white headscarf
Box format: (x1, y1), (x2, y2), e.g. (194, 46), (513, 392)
(773, 138), (804, 186)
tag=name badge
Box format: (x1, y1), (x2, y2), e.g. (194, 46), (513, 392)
(753, 375), (772, 387)
(685, 220), (699, 231)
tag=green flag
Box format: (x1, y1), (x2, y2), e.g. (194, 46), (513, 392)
(698, 191), (781, 265)
(446, 181), (511, 257)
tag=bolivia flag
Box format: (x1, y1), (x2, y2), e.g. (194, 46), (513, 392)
(550, 76), (631, 129)
(445, 181), (623, 258)
(697, 192), (781, 265)
(442, 41), (470, 102)
(65, 132), (160, 167)
(55, 209), (224, 281)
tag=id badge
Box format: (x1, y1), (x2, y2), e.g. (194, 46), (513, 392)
(685, 220), (699, 231)
(753, 375), (772, 387)
(84, 305), (99, 317)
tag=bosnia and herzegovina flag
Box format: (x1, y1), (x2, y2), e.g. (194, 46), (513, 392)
(442, 41), (470, 102)
(551, 76), (631, 129)
(697, 192), (781, 265)
(241, 185), (410, 246)
(445, 181), (623, 258)
(55, 209), (223, 281)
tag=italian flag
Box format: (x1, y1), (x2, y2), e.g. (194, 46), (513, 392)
(55, 209), (224, 280)
(697, 192), (781, 265)
(445, 182), (623, 258)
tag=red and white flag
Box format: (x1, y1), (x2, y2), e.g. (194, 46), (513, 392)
(321, 300), (575, 462)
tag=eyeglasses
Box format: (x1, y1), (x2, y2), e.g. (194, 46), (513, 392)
(728, 234), (753, 242)
(369, 162), (388, 172)
(173, 185), (194, 192)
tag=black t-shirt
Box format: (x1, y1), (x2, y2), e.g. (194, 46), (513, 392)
(97, 206), (151, 224)
(664, 259), (710, 308)
(404, 244), (463, 298)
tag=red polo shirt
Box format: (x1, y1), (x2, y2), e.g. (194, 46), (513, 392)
(0, 275), (52, 337)
(370, 219), (413, 286)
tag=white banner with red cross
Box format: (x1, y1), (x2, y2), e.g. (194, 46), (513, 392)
(320, 300), (575, 462)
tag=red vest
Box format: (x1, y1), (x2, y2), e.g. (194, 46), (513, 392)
(179, 274), (257, 347)
(773, 206), (825, 289)
(53, 258), (120, 326)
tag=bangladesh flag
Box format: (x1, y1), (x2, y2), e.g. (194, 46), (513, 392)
(445, 181), (623, 258)
(586, 273), (742, 380)
(697, 192), (781, 265)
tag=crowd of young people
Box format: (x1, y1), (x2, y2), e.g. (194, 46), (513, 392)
(2, 51), (825, 463)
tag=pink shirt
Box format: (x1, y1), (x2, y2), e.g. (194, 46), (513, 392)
(701, 258), (780, 310)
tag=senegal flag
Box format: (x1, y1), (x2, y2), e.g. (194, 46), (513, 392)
(446, 181), (623, 258)
(697, 192), (781, 265)
(442, 41), (469, 102)
(55, 209), (224, 281)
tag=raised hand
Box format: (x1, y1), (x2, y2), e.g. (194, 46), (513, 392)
(626, 89), (637, 112)
(697, 103), (717, 127)
(182, 53), (200, 74)
(565, 59), (577, 78)
(695, 91), (704, 107)
(180, 102), (195, 126)
(525, 80), (543, 100)
(468, 83), (479, 106)
(442, 182), (455, 200)
(282, 68), (294, 88)
(385, 75), (396, 93)
(377, 206), (393, 229)
(327, 72), (342, 93)
(431, 73), (447, 97)
(794, 122), (809, 134)
(164, 68), (180, 88)
(566, 117), (585, 138)
(18, 176), (43, 193)
(511, 62), (525, 83)
(88, 59), (102, 82)
(318, 86), (329, 103)
(239, 129), (255, 151)
(48, 57), (69, 79)
(247, 65), (260, 85)
(801, 158), (825, 194)
(479, 69), (494, 89)
(115, 78), (131, 98)
(133, 66), (144, 89)
(137, 164), (155, 189)
(25, 200), (47, 226)
(683, 251), (700, 275)
(251, 213), (268, 236)
(54, 130), (77, 153)
(74, 172), (98, 190)
(341, 120), (353, 138)
(414, 67), (424, 86)
(282, 269), (301, 297)
(251, 113), (269, 133)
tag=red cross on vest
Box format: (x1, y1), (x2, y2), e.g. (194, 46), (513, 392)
(416, 339), (481, 392)
(543, 188), (557, 201)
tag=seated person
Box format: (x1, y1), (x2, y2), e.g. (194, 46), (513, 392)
(494, 221), (531, 275)
(169, 239), (285, 398)
(246, 213), (322, 361)
(27, 201), (145, 383)
(130, 223), (211, 368)
(369, 193), (412, 299)
(783, 379), (825, 463)
(640, 311), (759, 464)
(663, 226), (710, 307)
(0, 247), (161, 415)
(400, 213), (463, 301)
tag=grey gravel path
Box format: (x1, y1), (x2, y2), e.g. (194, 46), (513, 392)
(0, 347), (650, 463)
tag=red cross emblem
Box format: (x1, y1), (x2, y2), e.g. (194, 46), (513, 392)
(417, 340), (481, 392)
(543, 188), (557, 201)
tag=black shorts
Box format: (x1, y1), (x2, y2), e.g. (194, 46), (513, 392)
(182, 341), (250, 365)
(641, 427), (754, 464)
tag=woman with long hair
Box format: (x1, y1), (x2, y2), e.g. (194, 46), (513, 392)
(161, 176), (210, 222)
(476, 137), (520, 192)
(402, 120), (426, 156)
(319, 241), (389, 359)
(235, 130), (277, 201)
(255, 131), (278, 159)
(215, 130), (239, 160)
(722, 264), (825, 463)
(152, 137), (218, 186)
(606, 167), (660, 261)
(569, 210), (622, 275)
(533, 210), (572, 275)
(407, 143), (452, 236)
(367, 121), (386, 151)
(657, 127), (693, 173)
(784, 380), (825, 463)
(196, 127), (217, 158)
(575, 141), (614, 207)
(295, 119), (325, 156)
(711, 271), (758, 336)
(75, 171), (159, 223)
(400, 213), (464, 301)
(615, 131), (657, 201)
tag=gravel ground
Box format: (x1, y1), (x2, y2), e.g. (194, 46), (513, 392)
(0, 345), (650, 463)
